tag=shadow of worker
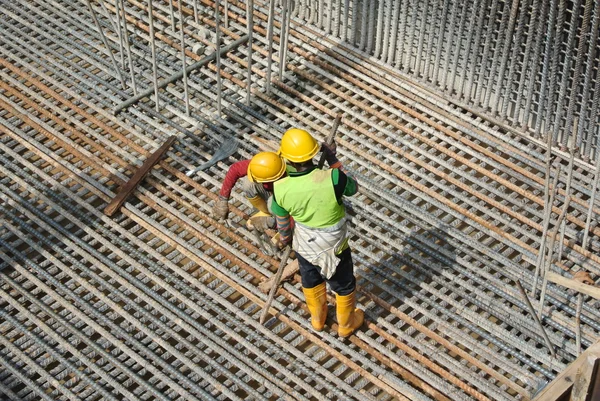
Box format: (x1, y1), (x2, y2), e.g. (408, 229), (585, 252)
(358, 225), (458, 330)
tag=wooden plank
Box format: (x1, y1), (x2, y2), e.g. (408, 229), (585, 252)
(571, 359), (596, 401)
(104, 136), (176, 217)
(588, 359), (600, 401)
(533, 341), (600, 401)
(546, 271), (600, 300)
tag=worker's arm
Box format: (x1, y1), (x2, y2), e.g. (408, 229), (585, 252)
(213, 159), (251, 220)
(332, 168), (358, 202)
(321, 142), (342, 169)
(219, 159), (251, 198)
(270, 196), (292, 246)
(322, 142), (359, 192)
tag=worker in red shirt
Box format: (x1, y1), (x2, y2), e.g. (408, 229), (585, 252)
(271, 128), (363, 338)
(212, 151), (286, 232)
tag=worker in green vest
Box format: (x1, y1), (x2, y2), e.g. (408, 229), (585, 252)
(270, 128), (363, 338)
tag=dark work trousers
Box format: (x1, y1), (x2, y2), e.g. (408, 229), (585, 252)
(297, 247), (356, 296)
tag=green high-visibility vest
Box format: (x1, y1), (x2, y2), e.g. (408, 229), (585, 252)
(274, 169), (345, 228)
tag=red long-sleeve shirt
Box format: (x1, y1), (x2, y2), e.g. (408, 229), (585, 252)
(219, 160), (250, 198)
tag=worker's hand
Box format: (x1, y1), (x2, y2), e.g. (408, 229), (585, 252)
(321, 141), (339, 166)
(277, 234), (292, 249)
(251, 215), (275, 232)
(213, 196), (229, 220)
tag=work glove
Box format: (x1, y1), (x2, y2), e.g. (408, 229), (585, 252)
(213, 196), (229, 220)
(250, 214), (275, 232)
(321, 141), (339, 167)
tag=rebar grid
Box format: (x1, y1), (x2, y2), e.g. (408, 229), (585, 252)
(0, 1), (599, 401)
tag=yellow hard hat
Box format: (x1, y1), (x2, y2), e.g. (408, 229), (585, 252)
(247, 151), (286, 183)
(279, 128), (319, 163)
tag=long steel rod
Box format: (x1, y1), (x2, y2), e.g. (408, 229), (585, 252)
(168, 0), (175, 30)
(531, 135), (559, 297)
(447, 0), (469, 92)
(474, 0), (500, 104)
(325, 0), (333, 33)
(384, 0), (400, 63)
(112, 0), (125, 68)
(552, 0), (582, 145)
(441, 0), (461, 88)
(278, 0), (291, 82)
(259, 246), (292, 325)
(465, 0), (488, 99)
(414, 0), (431, 79)
(146, 0), (160, 111)
(118, 0), (138, 94)
(516, 280), (556, 358)
(538, 195), (572, 317)
(359, 0), (369, 50)
(564, 0), (594, 150)
(177, 0), (190, 115)
(501, 0), (530, 118)
(246, 0), (254, 105)
(193, 0), (199, 22)
(85, 0), (126, 90)
(541, 0), (566, 139)
(491, 0), (521, 113)
(580, 2), (600, 158)
(538, 118), (579, 312)
(522, 0), (550, 128)
(265, 0), (275, 95)
(575, 293), (584, 355)
(395, 0), (409, 68)
(373, 0), (385, 58)
(215, 0), (223, 116)
(402, 0), (420, 73)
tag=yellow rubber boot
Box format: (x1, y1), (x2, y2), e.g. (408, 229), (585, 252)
(246, 195), (270, 214)
(335, 290), (364, 338)
(302, 282), (328, 331)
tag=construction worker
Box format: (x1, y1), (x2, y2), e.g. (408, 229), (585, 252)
(212, 151), (286, 232)
(270, 128), (363, 338)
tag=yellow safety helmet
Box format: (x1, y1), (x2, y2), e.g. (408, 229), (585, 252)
(279, 128), (319, 163)
(247, 151), (286, 183)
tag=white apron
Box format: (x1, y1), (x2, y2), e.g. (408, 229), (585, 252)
(292, 217), (349, 279)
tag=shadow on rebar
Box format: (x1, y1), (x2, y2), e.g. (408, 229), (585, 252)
(358, 223), (457, 326)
